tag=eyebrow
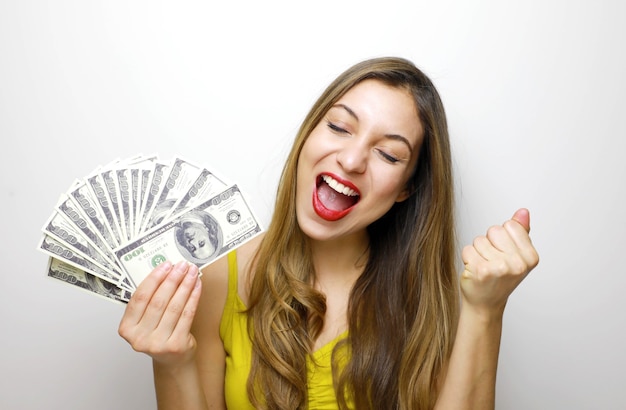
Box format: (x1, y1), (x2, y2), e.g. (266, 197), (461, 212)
(331, 103), (414, 155)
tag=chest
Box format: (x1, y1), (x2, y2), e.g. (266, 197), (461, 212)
(223, 308), (348, 410)
(313, 289), (350, 351)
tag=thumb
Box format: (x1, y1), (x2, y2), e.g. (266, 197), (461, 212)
(511, 208), (531, 233)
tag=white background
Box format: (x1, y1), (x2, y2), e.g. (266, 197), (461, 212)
(1, 1), (625, 409)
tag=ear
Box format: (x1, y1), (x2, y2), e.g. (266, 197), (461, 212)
(395, 187), (412, 203)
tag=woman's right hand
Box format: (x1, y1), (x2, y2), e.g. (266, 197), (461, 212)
(118, 260), (203, 368)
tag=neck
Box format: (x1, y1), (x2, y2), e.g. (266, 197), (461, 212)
(308, 232), (369, 290)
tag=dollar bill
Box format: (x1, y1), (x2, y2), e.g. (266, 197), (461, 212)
(137, 160), (170, 234)
(55, 194), (125, 274)
(115, 168), (133, 242)
(42, 208), (122, 278)
(85, 172), (123, 246)
(68, 180), (119, 249)
(166, 167), (228, 220)
(127, 158), (155, 238)
(130, 168), (141, 236)
(115, 185), (262, 287)
(38, 235), (122, 285)
(135, 166), (153, 237)
(100, 169), (126, 240)
(142, 157), (203, 232)
(46, 257), (131, 305)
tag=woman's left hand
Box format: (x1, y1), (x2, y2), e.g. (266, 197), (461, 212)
(460, 208), (540, 316)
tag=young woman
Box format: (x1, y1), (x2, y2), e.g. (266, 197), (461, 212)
(118, 57), (539, 409)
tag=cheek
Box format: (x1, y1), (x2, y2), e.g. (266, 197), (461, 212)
(297, 138), (314, 171)
(370, 170), (412, 206)
(300, 137), (320, 162)
(301, 125), (337, 160)
(380, 165), (411, 191)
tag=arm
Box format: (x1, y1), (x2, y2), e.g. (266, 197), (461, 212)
(435, 208), (539, 409)
(118, 255), (229, 410)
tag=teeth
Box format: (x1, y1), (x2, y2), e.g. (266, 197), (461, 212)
(322, 175), (358, 197)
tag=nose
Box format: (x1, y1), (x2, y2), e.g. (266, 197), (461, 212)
(186, 238), (198, 252)
(336, 138), (368, 174)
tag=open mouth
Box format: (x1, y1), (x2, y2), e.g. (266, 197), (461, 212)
(312, 174), (360, 221)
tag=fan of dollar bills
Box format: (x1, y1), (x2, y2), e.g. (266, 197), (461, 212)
(37, 154), (263, 304)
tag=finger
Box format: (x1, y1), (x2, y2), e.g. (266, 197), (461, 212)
(511, 208), (530, 233)
(503, 217), (533, 247)
(503, 219), (540, 268)
(123, 261), (174, 325)
(461, 244), (484, 276)
(157, 263), (201, 336)
(170, 271), (203, 340)
(472, 234), (501, 261)
(485, 224), (519, 255)
(461, 266), (472, 280)
(140, 261), (192, 331)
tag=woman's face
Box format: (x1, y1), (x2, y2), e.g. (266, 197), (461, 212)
(295, 79), (423, 243)
(181, 222), (216, 259)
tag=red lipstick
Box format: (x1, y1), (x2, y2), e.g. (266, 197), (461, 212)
(312, 173), (360, 221)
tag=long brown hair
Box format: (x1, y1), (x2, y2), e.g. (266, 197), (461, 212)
(246, 57), (458, 409)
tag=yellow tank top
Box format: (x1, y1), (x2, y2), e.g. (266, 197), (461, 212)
(220, 251), (351, 409)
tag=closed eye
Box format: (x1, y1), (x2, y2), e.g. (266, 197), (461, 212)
(327, 122), (349, 134)
(376, 149), (400, 163)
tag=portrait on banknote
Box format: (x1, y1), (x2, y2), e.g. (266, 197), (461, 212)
(173, 210), (222, 264)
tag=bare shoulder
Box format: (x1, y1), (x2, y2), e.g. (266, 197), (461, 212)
(237, 233), (264, 263)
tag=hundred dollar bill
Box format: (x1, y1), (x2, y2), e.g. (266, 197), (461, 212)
(115, 168), (133, 242)
(115, 185), (263, 287)
(142, 157), (203, 232)
(67, 180), (119, 249)
(46, 257), (131, 304)
(129, 156), (157, 236)
(137, 160), (170, 234)
(55, 194), (125, 274)
(100, 168), (126, 240)
(166, 167), (228, 220)
(112, 154), (157, 238)
(135, 166), (154, 237)
(42, 208), (122, 278)
(38, 234), (119, 285)
(85, 172), (123, 246)
(130, 168), (140, 224)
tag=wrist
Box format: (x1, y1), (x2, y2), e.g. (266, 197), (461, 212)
(152, 353), (198, 375)
(460, 298), (506, 325)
